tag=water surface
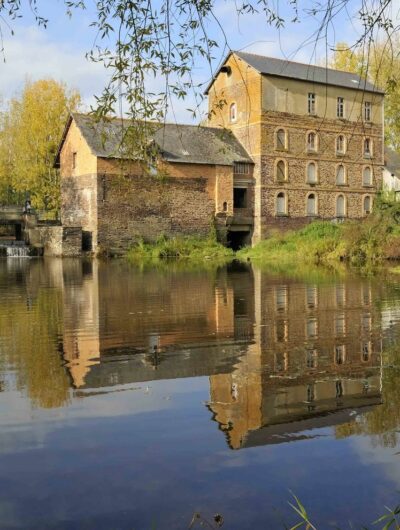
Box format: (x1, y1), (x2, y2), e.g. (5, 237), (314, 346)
(1, 259), (400, 529)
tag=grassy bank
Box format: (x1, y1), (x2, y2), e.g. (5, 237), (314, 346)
(126, 234), (233, 262)
(239, 195), (400, 266)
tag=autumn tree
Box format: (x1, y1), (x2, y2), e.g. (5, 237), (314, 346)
(0, 79), (80, 211)
(0, 1), (398, 158)
(330, 40), (400, 150)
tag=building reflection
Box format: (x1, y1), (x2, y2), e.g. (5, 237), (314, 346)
(55, 260), (386, 449)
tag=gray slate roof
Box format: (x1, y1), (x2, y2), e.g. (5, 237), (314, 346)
(62, 113), (252, 166)
(206, 51), (384, 94)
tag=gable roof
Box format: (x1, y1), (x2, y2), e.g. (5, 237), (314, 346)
(205, 51), (384, 95)
(55, 113), (253, 167)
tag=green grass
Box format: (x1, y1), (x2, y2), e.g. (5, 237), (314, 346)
(126, 234), (234, 263)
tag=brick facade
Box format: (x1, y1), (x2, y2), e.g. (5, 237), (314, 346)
(207, 52), (384, 243)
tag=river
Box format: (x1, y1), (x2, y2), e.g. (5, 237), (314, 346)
(1, 258), (400, 529)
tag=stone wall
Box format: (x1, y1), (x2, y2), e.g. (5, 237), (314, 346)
(28, 225), (82, 257)
(96, 173), (215, 255)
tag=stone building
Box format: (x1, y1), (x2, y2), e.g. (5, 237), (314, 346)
(56, 52), (384, 253)
(55, 114), (253, 254)
(207, 51), (385, 242)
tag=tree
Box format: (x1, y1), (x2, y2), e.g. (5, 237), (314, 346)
(0, 79), (80, 211)
(330, 39), (400, 150)
(0, 1), (398, 156)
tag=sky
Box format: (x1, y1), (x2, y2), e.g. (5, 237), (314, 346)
(1, 0), (399, 123)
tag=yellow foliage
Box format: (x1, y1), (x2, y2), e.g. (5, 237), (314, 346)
(0, 79), (80, 211)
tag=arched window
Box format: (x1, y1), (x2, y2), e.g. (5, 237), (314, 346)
(363, 196), (372, 215)
(336, 164), (346, 185)
(307, 132), (317, 152)
(336, 194), (346, 217)
(229, 103), (237, 122)
(363, 137), (372, 157)
(307, 162), (317, 184)
(223, 201), (228, 212)
(276, 159), (287, 182)
(336, 135), (345, 154)
(276, 129), (287, 150)
(307, 193), (317, 216)
(276, 192), (287, 215)
(363, 166), (372, 186)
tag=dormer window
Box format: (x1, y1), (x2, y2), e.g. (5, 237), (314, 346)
(337, 97), (345, 118)
(230, 103), (237, 122)
(308, 93), (316, 115)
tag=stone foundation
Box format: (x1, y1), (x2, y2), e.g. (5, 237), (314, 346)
(28, 225), (82, 257)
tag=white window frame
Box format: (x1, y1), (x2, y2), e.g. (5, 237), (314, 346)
(306, 192), (318, 216)
(364, 101), (372, 122)
(308, 92), (316, 115)
(276, 191), (287, 216)
(337, 97), (345, 118)
(336, 164), (346, 186)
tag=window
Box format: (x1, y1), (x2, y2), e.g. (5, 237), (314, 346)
(276, 286), (288, 312)
(306, 318), (318, 338)
(336, 194), (346, 217)
(363, 138), (372, 157)
(306, 349), (318, 369)
(234, 162), (250, 174)
(336, 164), (346, 186)
(362, 342), (371, 362)
(229, 102), (237, 122)
(276, 319), (288, 342)
(307, 162), (317, 184)
(336, 284), (346, 307)
(335, 314), (346, 336)
(363, 195), (372, 215)
(336, 135), (345, 154)
(233, 188), (247, 208)
(308, 92), (316, 114)
(276, 192), (287, 215)
(276, 159), (287, 182)
(276, 128), (287, 150)
(72, 152), (77, 170)
(363, 166), (372, 186)
(335, 344), (346, 365)
(364, 101), (371, 121)
(307, 193), (317, 216)
(222, 201), (227, 212)
(307, 132), (317, 152)
(306, 286), (318, 309)
(337, 97), (344, 118)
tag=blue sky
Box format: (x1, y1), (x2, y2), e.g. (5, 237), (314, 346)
(1, 0), (399, 122)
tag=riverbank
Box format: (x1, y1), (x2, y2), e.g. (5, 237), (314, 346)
(240, 201), (400, 265)
(126, 197), (400, 266)
(126, 234), (234, 262)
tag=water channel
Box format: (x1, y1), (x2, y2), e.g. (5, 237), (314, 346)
(2, 258), (400, 528)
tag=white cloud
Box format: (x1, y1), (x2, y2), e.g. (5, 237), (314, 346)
(0, 26), (107, 108)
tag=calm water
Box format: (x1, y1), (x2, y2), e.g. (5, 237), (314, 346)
(2, 259), (400, 529)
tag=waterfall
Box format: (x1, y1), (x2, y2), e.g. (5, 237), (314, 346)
(6, 245), (30, 258)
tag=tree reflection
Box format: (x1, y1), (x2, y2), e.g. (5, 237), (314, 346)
(0, 287), (70, 409)
(336, 346), (400, 447)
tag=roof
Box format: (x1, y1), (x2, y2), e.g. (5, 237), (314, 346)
(385, 146), (400, 177)
(55, 113), (253, 167)
(205, 51), (384, 95)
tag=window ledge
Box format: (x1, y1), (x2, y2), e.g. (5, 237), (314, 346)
(363, 154), (372, 159)
(307, 182), (318, 186)
(337, 183), (348, 187)
(362, 184), (375, 188)
(336, 152), (346, 157)
(307, 149), (318, 154)
(275, 213), (289, 217)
